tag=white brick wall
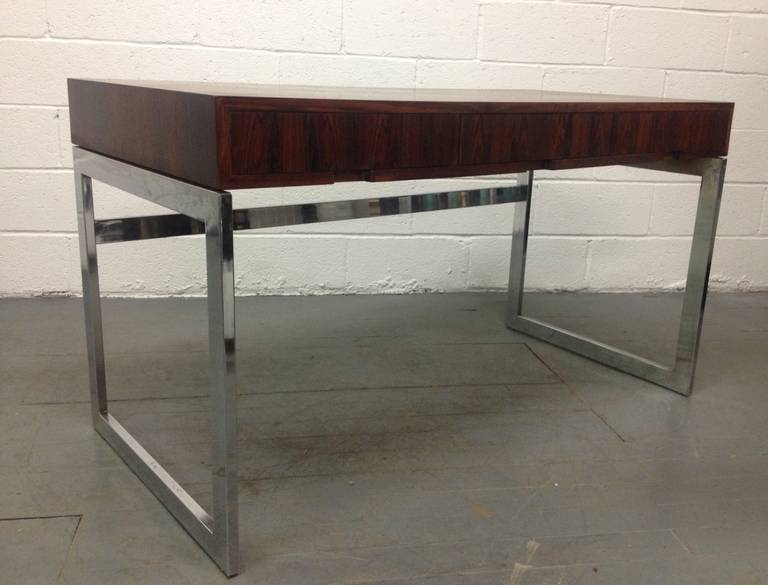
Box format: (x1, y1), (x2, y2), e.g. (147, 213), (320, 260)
(1, 0), (767, 297)
(607, 8), (730, 70)
(480, 3), (610, 65)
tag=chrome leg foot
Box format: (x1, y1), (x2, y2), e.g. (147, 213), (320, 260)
(506, 158), (726, 396)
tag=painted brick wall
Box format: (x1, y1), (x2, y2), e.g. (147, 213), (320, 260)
(1, 0), (767, 296)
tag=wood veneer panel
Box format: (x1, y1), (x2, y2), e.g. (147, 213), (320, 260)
(566, 113), (617, 158)
(325, 113), (460, 170)
(224, 111), (461, 180)
(610, 112), (655, 156)
(228, 111), (334, 175)
(397, 114), (460, 168)
(68, 79), (219, 188)
(656, 109), (732, 155)
(68, 79), (735, 191)
(459, 113), (567, 164)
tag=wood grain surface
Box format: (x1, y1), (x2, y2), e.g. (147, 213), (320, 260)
(68, 79), (734, 190)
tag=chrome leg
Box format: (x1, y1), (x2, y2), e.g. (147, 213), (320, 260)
(669, 158), (726, 393)
(507, 171), (534, 319)
(73, 148), (240, 575)
(75, 171), (107, 420)
(205, 193), (239, 573)
(506, 158), (726, 396)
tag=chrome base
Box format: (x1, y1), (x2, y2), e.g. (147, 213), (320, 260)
(73, 147), (529, 576)
(75, 148), (238, 575)
(507, 158), (726, 396)
(74, 146), (725, 575)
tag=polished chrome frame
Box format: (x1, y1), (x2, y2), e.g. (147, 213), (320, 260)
(74, 147), (239, 575)
(75, 146), (725, 575)
(507, 157), (726, 396)
(73, 147), (527, 576)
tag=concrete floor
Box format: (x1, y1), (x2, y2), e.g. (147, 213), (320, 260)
(2, 292), (768, 585)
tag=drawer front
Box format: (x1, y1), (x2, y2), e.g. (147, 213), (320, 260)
(228, 111), (335, 175)
(565, 110), (731, 159)
(459, 110), (731, 165)
(459, 113), (568, 164)
(225, 110), (461, 178)
(221, 107), (731, 186)
(334, 113), (461, 170)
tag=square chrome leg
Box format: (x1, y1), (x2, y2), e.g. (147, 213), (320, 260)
(506, 158), (726, 396)
(204, 192), (239, 574)
(74, 149), (240, 575)
(75, 171), (107, 421)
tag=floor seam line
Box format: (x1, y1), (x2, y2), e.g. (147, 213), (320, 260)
(0, 513), (83, 522)
(669, 528), (694, 555)
(522, 341), (566, 383)
(566, 383), (627, 443)
(56, 513), (83, 583)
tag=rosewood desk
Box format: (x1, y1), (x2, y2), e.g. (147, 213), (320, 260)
(68, 79), (733, 575)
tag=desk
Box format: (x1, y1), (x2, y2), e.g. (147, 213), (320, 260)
(68, 80), (733, 575)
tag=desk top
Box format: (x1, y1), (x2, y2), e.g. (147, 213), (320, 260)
(68, 79), (733, 190)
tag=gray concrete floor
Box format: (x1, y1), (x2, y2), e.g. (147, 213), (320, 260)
(2, 292), (768, 585)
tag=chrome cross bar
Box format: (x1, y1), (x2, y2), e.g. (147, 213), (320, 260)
(94, 186), (525, 244)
